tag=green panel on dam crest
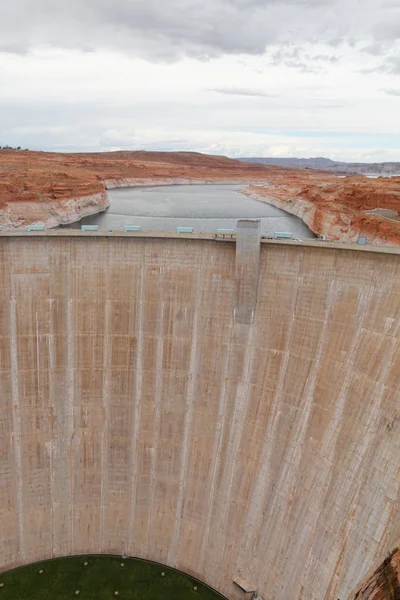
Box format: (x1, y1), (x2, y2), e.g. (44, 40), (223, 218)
(0, 556), (225, 600)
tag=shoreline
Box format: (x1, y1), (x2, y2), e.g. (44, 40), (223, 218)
(54, 180), (319, 238)
(240, 184), (400, 246)
(0, 190), (110, 231)
(104, 177), (255, 189)
(5, 179), (398, 247)
(2, 179), (263, 231)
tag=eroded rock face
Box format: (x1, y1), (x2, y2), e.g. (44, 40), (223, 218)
(0, 150), (275, 230)
(353, 549), (400, 600)
(243, 175), (400, 246)
(0, 149), (400, 244)
(0, 191), (110, 230)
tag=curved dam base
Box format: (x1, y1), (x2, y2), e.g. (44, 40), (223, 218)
(0, 555), (224, 600)
(0, 230), (399, 600)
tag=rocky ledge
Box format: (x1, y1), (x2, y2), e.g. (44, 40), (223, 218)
(0, 150), (272, 231)
(0, 191), (109, 230)
(352, 547), (400, 599)
(243, 174), (400, 245)
(0, 149), (399, 245)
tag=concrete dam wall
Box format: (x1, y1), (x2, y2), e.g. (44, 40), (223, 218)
(0, 232), (399, 600)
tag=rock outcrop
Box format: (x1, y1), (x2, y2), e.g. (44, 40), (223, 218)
(0, 149), (399, 244)
(243, 175), (400, 245)
(353, 548), (400, 599)
(0, 150), (273, 231)
(0, 191), (109, 230)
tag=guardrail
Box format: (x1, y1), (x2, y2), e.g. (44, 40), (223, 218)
(26, 224), (45, 232)
(216, 228), (235, 235)
(273, 231), (292, 239)
(81, 225), (99, 232)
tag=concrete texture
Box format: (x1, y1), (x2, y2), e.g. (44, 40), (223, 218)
(0, 233), (399, 600)
(235, 220), (261, 325)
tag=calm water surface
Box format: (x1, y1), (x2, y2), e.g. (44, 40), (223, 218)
(65, 184), (315, 238)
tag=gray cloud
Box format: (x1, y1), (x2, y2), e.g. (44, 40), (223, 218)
(0, 0), (399, 161)
(0, 0), (397, 61)
(362, 42), (392, 55)
(360, 48), (400, 75)
(310, 103), (347, 108)
(387, 55), (400, 74)
(209, 87), (277, 98)
(382, 88), (400, 96)
(268, 46), (341, 73)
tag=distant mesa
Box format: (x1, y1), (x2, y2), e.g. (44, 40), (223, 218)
(238, 156), (400, 176)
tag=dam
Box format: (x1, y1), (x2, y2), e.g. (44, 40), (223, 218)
(0, 229), (399, 599)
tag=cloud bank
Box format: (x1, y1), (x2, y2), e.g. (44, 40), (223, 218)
(0, 0), (399, 160)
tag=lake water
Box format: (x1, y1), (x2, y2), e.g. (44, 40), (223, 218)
(65, 184), (315, 238)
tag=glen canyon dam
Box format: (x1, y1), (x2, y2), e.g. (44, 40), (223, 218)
(1, 222), (400, 599)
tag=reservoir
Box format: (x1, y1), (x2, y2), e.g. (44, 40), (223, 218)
(66, 184), (315, 238)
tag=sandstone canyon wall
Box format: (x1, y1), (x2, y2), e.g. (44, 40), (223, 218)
(243, 176), (400, 246)
(0, 150), (399, 246)
(0, 151), (272, 231)
(0, 191), (109, 230)
(352, 548), (400, 599)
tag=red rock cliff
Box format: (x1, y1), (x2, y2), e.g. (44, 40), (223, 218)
(243, 174), (400, 245)
(353, 549), (400, 600)
(0, 149), (399, 245)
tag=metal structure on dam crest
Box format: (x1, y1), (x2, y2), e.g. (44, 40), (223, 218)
(0, 225), (399, 600)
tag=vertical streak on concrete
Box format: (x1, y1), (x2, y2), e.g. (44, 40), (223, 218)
(168, 265), (202, 566)
(35, 311), (40, 395)
(237, 253), (303, 568)
(260, 278), (336, 597)
(335, 329), (400, 600)
(328, 288), (400, 599)
(314, 280), (379, 597)
(320, 286), (374, 457)
(100, 239), (110, 552)
(66, 239), (75, 552)
(128, 256), (145, 555)
(48, 298), (55, 556)
(321, 288), (378, 599)
(209, 220), (261, 568)
(211, 322), (256, 586)
(9, 293), (24, 562)
(198, 340), (232, 572)
(146, 272), (165, 556)
(234, 220), (260, 325)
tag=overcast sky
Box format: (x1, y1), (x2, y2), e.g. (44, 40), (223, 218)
(0, 0), (399, 160)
